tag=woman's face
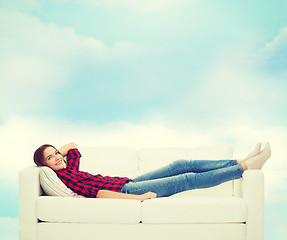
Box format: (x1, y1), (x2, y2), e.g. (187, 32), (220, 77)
(43, 147), (66, 171)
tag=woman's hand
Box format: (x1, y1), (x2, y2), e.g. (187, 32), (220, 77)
(58, 142), (77, 157)
(138, 192), (157, 202)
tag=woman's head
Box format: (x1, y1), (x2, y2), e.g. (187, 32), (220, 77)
(34, 144), (66, 171)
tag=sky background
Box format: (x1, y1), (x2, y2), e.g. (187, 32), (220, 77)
(0, 0), (287, 239)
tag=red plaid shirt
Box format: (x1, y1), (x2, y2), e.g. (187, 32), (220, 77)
(56, 148), (131, 198)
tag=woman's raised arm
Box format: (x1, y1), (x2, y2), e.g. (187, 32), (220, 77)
(58, 142), (78, 157)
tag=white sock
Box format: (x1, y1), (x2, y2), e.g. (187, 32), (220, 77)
(237, 143), (262, 163)
(245, 142), (271, 170)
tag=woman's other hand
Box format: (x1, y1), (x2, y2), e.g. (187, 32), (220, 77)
(139, 192), (157, 202)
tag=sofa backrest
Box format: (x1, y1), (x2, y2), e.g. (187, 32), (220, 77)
(78, 144), (236, 197)
(138, 144), (233, 175)
(79, 147), (139, 178)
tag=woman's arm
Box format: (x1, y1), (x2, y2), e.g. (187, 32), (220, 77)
(97, 190), (157, 202)
(58, 142), (78, 157)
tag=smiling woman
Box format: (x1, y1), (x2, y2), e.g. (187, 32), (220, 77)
(33, 141), (272, 202)
(33, 142), (77, 171)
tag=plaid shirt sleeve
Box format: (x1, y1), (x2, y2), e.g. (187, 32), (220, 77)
(66, 148), (81, 171)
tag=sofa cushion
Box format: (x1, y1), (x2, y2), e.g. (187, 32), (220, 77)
(36, 196), (142, 224)
(36, 196), (247, 224)
(39, 167), (83, 198)
(142, 197), (247, 223)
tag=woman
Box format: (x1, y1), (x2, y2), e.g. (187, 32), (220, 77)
(34, 142), (271, 201)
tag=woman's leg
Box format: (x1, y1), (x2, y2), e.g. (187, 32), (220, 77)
(132, 143), (261, 182)
(132, 159), (238, 182)
(121, 164), (244, 197)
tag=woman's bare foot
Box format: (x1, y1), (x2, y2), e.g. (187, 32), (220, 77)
(240, 162), (248, 171)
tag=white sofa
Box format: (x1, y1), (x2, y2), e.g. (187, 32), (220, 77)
(19, 144), (264, 240)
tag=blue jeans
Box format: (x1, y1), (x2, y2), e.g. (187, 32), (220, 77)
(120, 159), (243, 197)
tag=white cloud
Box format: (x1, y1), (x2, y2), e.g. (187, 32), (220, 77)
(0, 9), (161, 119)
(78, 0), (190, 14)
(0, 56), (66, 84)
(0, 9), (106, 67)
(1, 0), (194, 14)
(263, 26), (287, 53)
(0, 217), (18, 240)
(259, 25), (287, 76)
(173, 45), (286, 126)
(0, 9), (159, 83)
(0, 0), (41, 11)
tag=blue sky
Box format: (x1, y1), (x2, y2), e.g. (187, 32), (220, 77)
(1, 0), (287, 239)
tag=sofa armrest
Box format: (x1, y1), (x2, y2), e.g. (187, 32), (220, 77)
(19, 166), (42, 240)
(242, 170), (264, 240)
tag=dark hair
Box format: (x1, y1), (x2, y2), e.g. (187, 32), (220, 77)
(34, 144), (57, 166)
